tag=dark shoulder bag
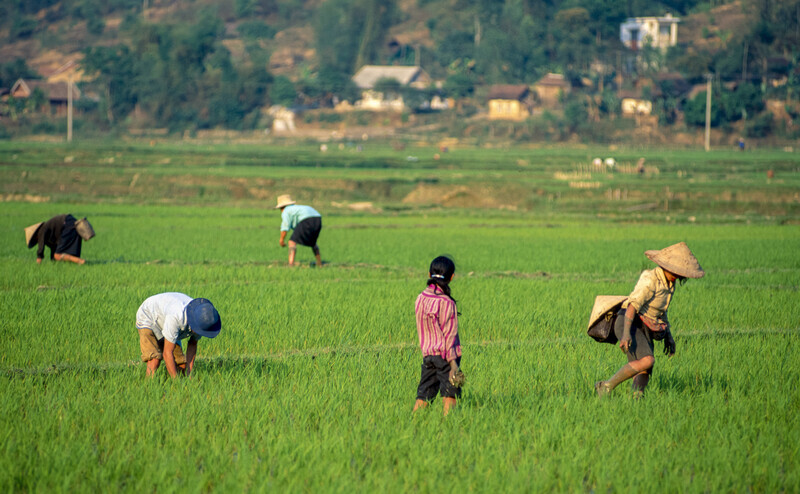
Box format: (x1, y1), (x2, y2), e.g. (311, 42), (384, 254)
(586, 296), (627, 344)
(587, 310), (620, 344)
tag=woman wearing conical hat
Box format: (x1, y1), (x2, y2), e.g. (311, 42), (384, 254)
(596, 242), (704, 397)
(25, 214), (94, 265)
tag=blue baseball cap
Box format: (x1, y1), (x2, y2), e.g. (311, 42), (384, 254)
(185, 298), (221, 338)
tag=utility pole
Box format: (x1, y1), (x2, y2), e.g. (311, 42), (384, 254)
(704, 73), (712, 152)
(67, 75), (73, 143)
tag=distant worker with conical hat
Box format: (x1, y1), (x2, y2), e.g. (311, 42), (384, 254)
(595, 242), (704, 398)
(136, 292), (222, 378)
(275, 194), (323, 267)
(25, 214), (94, 265)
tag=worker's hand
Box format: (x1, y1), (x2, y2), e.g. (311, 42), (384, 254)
(663, 334), (676, 357)
(620, 310), (634, 354)
(450, 369), (466, 387)
(36, 258), (42, 264)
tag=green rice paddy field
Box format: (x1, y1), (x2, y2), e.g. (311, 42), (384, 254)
(1, 141), (799, 492)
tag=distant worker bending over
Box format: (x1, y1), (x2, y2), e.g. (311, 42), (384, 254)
(25, 214), (94, 265)
(275, 194), (323, 267)
(136, 292), (221, 378)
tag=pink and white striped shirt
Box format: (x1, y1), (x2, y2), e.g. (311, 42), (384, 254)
(415, 284), (461, 361)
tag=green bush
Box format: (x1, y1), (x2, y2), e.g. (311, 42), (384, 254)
(87, 16), (105, 35)
(269, 76), (297, 106)
(32, 120), (63, 134)
(456, 102), (479, 118)
(235, 0), (254, 18)
(237, 21), (276, 40)
(10, 16), (37, 40)
(317, 112), (343, 123)
(723, 83), (764, 122)
(744, 112), (773, 138)
(355, 111), (370, 126)
(240, 108), (261, 130)
(564, 98), (588, 132)
(684, 91), (723, 127)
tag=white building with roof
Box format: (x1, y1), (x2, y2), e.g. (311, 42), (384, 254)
(351, 65), (430, 89)
(351, 65), (431, 112)
(620, 13), (679, 51)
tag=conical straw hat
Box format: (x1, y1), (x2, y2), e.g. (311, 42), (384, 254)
(24, 222), (44, 248)
(274, 194), (296, 209)
(587, 295), (628, 329)
(645, 241), (705, 279)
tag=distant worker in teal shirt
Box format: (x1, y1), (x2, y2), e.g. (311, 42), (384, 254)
(275, 194), (323, 267)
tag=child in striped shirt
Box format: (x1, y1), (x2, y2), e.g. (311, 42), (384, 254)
(413, 256), (462, 415)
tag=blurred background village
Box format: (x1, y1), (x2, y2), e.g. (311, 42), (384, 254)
(0, 0), (798, 147)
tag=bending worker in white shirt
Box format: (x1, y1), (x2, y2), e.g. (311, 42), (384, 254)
(135, 292), (222, 378)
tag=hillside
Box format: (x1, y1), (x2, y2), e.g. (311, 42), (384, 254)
(0, 0), (798, 142)
(0, 0), (766, 84)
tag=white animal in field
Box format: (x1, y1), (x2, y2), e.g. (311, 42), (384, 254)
(605, 157), (617, 168)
